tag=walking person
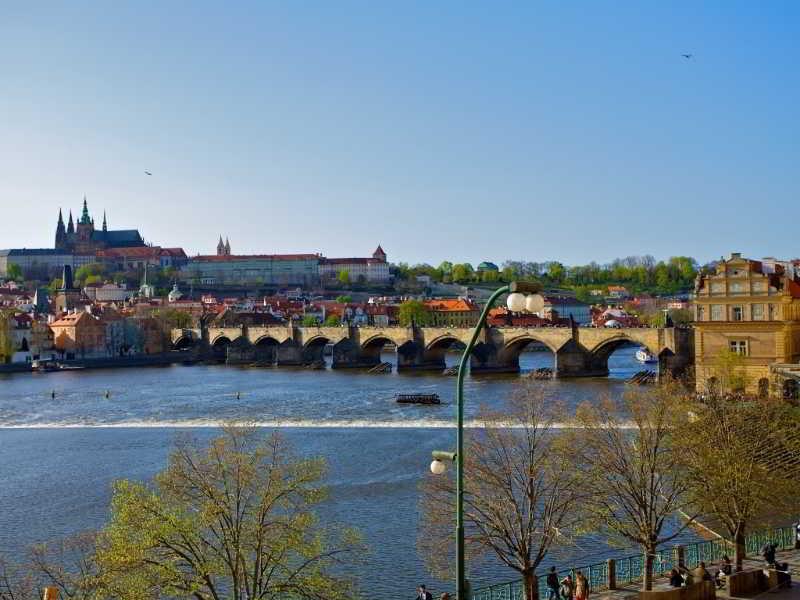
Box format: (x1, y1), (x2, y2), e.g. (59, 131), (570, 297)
(546, 567), (560, 600)
(575, 571), (589, 600)
(415, 584), (433, 600)
(560, 573), (574, 600)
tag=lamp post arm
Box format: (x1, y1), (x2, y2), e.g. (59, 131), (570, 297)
(455, 284), (510, 599)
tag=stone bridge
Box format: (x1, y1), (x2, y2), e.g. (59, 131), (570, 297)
(172, 324), (693, 377)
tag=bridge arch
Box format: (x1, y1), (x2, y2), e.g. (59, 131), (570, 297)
(301, 335), (333, 366)
(360, 335), (396, 363)
(173, 336), (195, 350)
(211, 336), (232, 361)
(253, 336), (280, 365)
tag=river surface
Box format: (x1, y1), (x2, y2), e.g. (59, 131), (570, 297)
(0, 347), (697, 597)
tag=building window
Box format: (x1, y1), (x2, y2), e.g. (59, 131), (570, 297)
(729, 340), (748, 356)
(711, 283), (725, 295)
(711, 305), (724, 321)
(730, 281), (744, 294)
(752, 304), (764, 320)
(768, 304), (776, 320)
(731, 306), (743, 321)
(696, 306), (705, 321)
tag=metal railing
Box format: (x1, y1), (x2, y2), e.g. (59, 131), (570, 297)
(470, 524), (796, 600)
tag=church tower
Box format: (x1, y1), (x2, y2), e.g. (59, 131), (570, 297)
(372, 245), (387, 262)
(225, 238), (231, 256)
(67, 211), (75, 235)
(102, 211), (107, 232)
(217, 236), (225, 256)
(55, 209), (66, 250)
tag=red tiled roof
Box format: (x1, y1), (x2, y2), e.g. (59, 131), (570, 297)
(424, 299), (479, 312)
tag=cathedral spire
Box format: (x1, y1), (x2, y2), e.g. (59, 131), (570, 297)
(79, 196), (91, 225)
(67, 210), (75, 234)
(225, 237), (231, 255)
(102, 211), (107, 232)
(55, 209), (66, 249)
(217, 236), (225, 256)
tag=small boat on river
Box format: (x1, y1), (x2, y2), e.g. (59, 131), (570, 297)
(395, 393), (441, 405)
(635, 348), (658, 364)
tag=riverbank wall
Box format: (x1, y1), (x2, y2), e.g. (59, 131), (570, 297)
(0, 352), (200, 375)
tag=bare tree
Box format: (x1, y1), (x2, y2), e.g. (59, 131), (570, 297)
(571, 384), (694, 591)
(419, 383), (585, 600)
(678, 395), (800, 571)
(0, 533), (99, 600)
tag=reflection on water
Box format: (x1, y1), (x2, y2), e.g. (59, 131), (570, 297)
(0, 345), (682, 598)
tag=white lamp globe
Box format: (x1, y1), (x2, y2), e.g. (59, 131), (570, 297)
(525, 294), (545, 314)
(430, 459), (446, 475)
(507, 292), (527, 313)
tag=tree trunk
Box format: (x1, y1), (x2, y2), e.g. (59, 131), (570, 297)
(523, 570), (538, 600)
(643, 547), (655, 591)
(734, 525), (746, 572)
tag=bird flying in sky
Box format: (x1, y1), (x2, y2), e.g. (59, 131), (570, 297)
(681, 53), (693, 59)
(144, 171), (152, 176)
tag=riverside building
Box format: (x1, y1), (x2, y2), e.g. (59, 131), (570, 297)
(693, 252), (800, 398)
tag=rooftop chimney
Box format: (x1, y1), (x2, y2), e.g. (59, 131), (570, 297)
(730, 252), (742, 260)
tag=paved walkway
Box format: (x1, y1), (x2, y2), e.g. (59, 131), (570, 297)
(588, 549), (800, 600)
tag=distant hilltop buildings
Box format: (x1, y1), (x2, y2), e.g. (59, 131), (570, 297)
(0, 200), (391, 287)
(181, 238), (390, 286)
(55, 197), (145, 253)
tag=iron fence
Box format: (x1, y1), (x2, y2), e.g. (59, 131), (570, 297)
(470, 524), (796, 600)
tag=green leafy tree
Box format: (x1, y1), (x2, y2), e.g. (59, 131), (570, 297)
(74, 263), (107, 285)
(678, 396), (800, 571)
(324, 314), (341, 326)
(337, 270), (350, 285)
(451, 263), (474, 284)
(398, 300), (432, 327)
(437, 261), (453, 276)
(301, 315), (320, 327)
(96, 427), (363, 600)
(0, 310), (15, 364)
(5, 263), (22, 282)
(335, 295), (353, 304)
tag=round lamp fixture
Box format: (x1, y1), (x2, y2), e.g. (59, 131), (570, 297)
(525, 294), (545, 314)
(430, 459), (446, 475)
(507, 292), (527, 313)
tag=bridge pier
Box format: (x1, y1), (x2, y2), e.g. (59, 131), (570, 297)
(276, 340), (304, 366)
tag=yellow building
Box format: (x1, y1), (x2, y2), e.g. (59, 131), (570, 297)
(694, 253), (800, 397)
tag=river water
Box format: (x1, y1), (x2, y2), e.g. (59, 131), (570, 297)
(0, 347), (698, 597)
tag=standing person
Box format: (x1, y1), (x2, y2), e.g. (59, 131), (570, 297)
(575, 571), (589, 600)
(669, 569), (683, 588)
(546, 567), (560, 600)
(762, 542), (778, 566)
(560, 573), (574, 600)
(415, 584), (433, 600)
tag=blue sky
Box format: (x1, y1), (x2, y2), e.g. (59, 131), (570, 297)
(1, 1), (797, 266)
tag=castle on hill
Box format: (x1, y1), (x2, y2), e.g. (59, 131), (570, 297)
(55, 198), (145, 254)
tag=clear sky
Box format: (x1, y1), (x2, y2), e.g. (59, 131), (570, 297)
(0, 1), (797, 267)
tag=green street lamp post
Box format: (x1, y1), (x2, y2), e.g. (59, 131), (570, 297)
(430, 281), (543, 599)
